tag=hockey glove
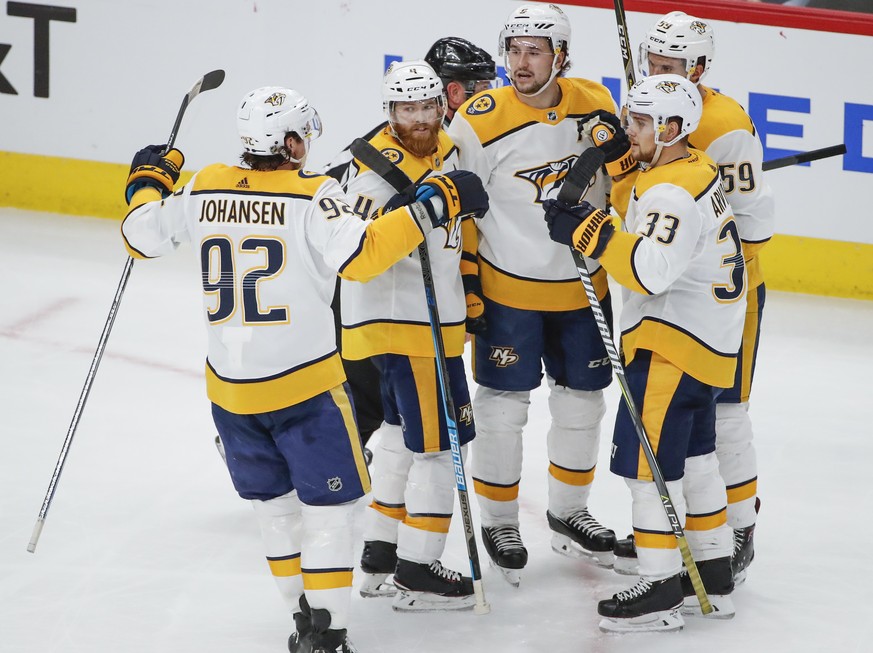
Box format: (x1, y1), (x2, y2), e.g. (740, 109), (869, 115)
(125, 144), (185, 204)
(462, 273), (487, 335)
(578, 109), (637, 177)
(416, 170), (489, 227)
(543, 199), (615, 259)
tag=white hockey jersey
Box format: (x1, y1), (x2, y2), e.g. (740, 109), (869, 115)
(599, 150), (747, 388)
(611, 86), (775, 289)
(341, 128), (468, 359)
(121, 165), (428, 414)
(447, 77), (616, 311)
(692, 86), (775, 288)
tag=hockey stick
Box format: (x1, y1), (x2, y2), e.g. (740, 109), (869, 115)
(557, 144), (713, 614)
(349, 137), (490, 615)
(27, 69), (226, 554)
(612, 0), (637, 91)
(762, 143), (846, 171)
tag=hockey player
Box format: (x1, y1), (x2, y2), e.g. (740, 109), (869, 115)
(611, 12), (774, 582)
(343, 60), (487, 612)
(121, 86), (486, 651)
(321, 37), (496, 454)
(545, 74), (745, 631)
(323, 36), (496, 183)
(446, 3), (618, 584)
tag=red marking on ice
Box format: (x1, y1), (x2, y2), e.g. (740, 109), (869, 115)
(2, 298), (79, 336)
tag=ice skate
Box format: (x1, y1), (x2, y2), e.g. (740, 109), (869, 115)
(308, 603), (357, 653)
(358, 540), (398, 598)
(482, 525), (527, 587)
(288, 597), (313, 653)
(214, 434), (227, 464)
(547, 509), (616, 567)
(681, 556), (735, 619)
(612, 533), (639, 575)
(391, 559), (475, 612)
(732, 524), (755, 585)
(597, 575), (684, 633)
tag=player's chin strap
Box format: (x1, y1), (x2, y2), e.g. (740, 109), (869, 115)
(506, 56), (563, 98)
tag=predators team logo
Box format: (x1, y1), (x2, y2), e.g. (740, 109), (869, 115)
(655, 80), (682, 93)
(489, 346), (520, 368)
(264, 92), (286, 107)
(690, 20), (708, 34)
(380, 148), (404, 165)
(515, 155), (580, 204)
(458, 404), (474, 426)
(467, 94), (495, 116)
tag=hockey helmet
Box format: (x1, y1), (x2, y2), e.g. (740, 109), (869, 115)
(639, 11), (715, 82)
(625, 74), (702, 147)
(237, 86), (322, 157)
(382, 60), (447, 124)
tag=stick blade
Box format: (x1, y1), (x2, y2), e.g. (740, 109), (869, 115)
(200, 69), (226, 93)
(557, 148), (606, 205)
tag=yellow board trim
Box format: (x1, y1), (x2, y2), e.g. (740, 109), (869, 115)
(302, 569), (354, 591)
(267, 555), (301, 578)
(4, 151), (871, 301)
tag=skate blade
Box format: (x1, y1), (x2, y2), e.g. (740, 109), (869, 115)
(359, 573), (397, 598)
(488, 558), (521, 587)
(682, 594), (736, 619)
(550, 533), (615, 568)
(612, 557), (640, 576)
(391, 590), (476, 612)
(598, 607), (684, 633)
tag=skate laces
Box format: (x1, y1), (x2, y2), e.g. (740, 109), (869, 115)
(566, 509), (610, 536)
(490, 526), (524, 550)
(616, 579), (653, 602)
(429, 561), (461, 583)
(733, 529), (744, 556)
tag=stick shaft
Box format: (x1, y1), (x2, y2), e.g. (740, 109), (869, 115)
(27, 70), (225, 553)
(762, 144), (846, 171)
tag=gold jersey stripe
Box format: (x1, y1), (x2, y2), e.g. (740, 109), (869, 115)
(342, 321), (465, 360)
(599, 231), (649, 295)
(267, 554), (301, 578)
(404, 514), (452, 534)
(205, 353), (345, 414)
(634, 529), (678, 550)
(622, 319), (737, 388)
(302, 569), (354, 591)
(726, 478), (758, 504)
(473, 478), (519, 502)
(329, 385), (371, 495)
(338, 206), (425, 283)
(685, 508), (728, 532)
(548, 462), (595, 487)
(479, 257), (609, 312)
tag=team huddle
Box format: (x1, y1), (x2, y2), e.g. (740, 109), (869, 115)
(120, 3), (772, 651)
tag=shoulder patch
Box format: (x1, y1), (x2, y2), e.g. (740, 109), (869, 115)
(467, 94), (496, 116)
(381, 147), (404, 165)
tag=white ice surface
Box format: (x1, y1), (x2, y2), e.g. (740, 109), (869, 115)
(1, 208), (871, 653)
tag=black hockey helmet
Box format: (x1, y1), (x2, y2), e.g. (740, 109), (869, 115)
(424, 37), (497, 83)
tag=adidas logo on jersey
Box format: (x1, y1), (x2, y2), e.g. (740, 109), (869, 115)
(236, 177), (250, 189)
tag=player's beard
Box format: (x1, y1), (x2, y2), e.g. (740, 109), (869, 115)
(393, 121), (441, 158)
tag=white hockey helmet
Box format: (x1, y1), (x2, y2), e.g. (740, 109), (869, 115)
(237, 86), (322, 157)
(639, 11), (715, 82)
(498, 3), (571, 58)
(382, 60), (447, 123)
(626, 74), (702, 147)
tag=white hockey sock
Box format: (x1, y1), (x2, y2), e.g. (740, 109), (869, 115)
(251, 490), (303, 614)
